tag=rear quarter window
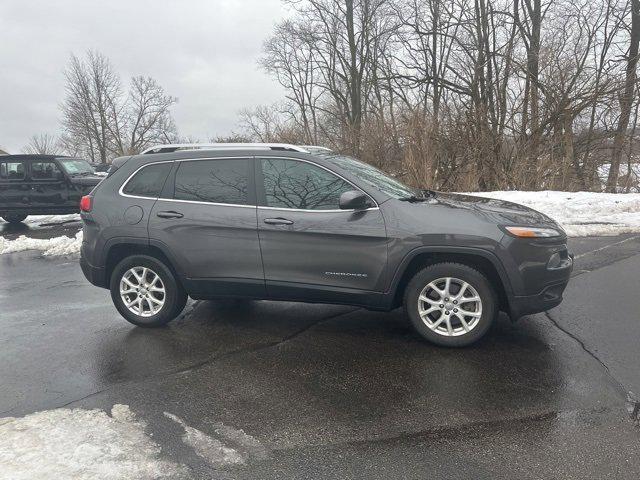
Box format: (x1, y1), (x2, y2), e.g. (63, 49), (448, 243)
(122, 163), (173, 198)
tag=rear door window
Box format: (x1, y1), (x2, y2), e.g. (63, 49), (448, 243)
(173, 159), (250, 205)
(0, 161), (26, 180)
(122, 163), (173, 198)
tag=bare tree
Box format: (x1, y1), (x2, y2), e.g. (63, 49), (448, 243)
(251, 0), (638, 193)
(61, 51), (177, 162)
(239, 104), (291, 142)
(261, 20), (322, 143)
(61, 51), (121, 163)
(22, 133), (63, 155)
(111, 76), (177, 155)
(607, 0), (640, 191)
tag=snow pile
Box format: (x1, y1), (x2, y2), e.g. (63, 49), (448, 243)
(164, 413), (268, 466)
(0, 214), (81, 226)
(0, 405), (267, 478)
(164, 413), (245, 465)
(465, 191), (640, 236)
(0, 231), (83, 256)
(0, 405), (185, 480)
(25, 214), (80, 225)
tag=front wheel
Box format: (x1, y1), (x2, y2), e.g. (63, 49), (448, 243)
(404, 262), (497, 347)
(110, 255), (187, 327)
(2, 214), (28, 224)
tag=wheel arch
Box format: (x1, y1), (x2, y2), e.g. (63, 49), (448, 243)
(104, 239), (183, 288)
(389, 247), (513, 312)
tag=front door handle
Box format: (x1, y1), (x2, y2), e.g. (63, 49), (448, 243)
(156, 211), (184, 219)
(263, 217), (294, 225)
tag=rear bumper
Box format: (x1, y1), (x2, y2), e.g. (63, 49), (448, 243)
(80, 254), (108, 288)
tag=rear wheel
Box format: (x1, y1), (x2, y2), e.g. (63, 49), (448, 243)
(2, 214), (28, 224)
(110, 255), (187, 327)
(404, 262), (497, 347)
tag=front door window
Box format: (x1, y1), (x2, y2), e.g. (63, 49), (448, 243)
(260, 158), (355, 210)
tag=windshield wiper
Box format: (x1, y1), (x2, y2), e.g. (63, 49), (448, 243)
(398, 195), (429, 202)
(398, 190), (436, 202)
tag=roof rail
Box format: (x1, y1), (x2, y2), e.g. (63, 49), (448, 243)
(300, 145), (332, 152)
(141, 143), (310, 154)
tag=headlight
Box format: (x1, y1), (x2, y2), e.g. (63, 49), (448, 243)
(503, 226), (562, 238)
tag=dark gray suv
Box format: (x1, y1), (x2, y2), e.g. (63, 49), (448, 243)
(80, 143), (573, 346)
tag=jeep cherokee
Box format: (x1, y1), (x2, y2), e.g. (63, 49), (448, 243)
(79, 143), (573, 347)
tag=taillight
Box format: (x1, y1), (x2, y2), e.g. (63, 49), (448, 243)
(80, 195), (93, 212)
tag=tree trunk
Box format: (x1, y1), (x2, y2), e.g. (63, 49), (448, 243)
(525, 0), (542, 188)
(607, 0), (640, 192)
(346, 0), (362, 154)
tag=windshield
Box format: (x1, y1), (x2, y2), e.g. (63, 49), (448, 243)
(57, 158), (95, 175)
(328, 155), (418, 199)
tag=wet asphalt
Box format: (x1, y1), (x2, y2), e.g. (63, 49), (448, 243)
(0, 222), (639, 479)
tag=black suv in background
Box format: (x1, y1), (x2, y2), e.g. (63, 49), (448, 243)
(0, 154), (102, 223)
(80, 144), (573, 347)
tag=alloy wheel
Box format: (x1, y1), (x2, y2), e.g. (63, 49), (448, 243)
(417, 277), (482, 337)
(119, 266), (166, 317)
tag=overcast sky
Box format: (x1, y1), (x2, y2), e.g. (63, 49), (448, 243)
(0, 0), (289, 153)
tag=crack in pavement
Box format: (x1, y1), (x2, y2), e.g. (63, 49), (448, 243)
(543, 312), (623, 393)
(627, 392), (640, 425)
(543, 311), (639, 424)
(551, 240), (640, 421)
(58, 306), (361, 410)
(169, 306), (361, 378)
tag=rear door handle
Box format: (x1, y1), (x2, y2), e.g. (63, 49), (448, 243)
(156, 211), (183, 219)
(263, 217), (294, 225)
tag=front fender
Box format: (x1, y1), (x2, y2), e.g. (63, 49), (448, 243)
(386, 245), (516, 309)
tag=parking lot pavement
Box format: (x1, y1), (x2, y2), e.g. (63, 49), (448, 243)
(1, 235), (639, 478)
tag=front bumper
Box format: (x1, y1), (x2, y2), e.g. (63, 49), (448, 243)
(508, 279), (570, 318)
(507, 252), (573, 319)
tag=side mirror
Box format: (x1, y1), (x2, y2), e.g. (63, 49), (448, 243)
(339, 190), (371, 210)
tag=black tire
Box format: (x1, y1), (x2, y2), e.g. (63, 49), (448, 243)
(403, 262), (497, 347)
(2, 214), (28, 224)
(110, 255), (187, 327)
